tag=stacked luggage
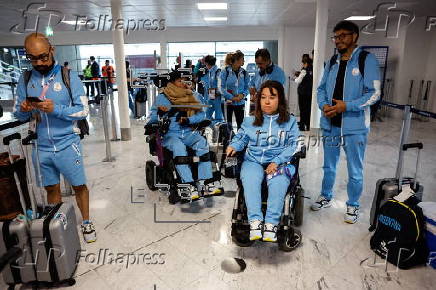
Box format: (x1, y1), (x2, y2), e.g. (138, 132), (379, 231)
(0, 123), (81, 288)
(369, 104), (431, 269)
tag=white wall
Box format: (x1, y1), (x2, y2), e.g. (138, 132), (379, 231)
(281, 26), (315, 113)
(424, 30), (436, 114)
(396, 17), (433, 108)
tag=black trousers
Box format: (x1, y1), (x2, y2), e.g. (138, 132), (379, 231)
(227, 104), (245, 130)
(84, 81), (91, 96)
(298, 93), (312, 130)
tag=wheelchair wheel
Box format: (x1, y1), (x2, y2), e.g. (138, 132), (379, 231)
(294, 187), (304, 227)
(279, 228), (302, 252)
(145, 160), (157, 191)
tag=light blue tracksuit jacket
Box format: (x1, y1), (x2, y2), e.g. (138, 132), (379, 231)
(201, 65), (223, 122)
(220, 66), (249, 106)
(147, 92), (212, 183)
(13, 64), (88, 152)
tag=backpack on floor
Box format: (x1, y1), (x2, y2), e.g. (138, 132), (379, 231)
(370, 195), (429, 269)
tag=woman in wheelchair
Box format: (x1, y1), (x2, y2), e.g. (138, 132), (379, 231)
(226, 80), (300, 242)
(147, 70), (221, 202)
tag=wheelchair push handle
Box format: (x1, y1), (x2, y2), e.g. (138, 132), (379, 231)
(2, 132), (21, 146)
(22, 131), (38, 145)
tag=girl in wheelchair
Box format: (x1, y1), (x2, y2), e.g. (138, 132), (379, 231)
(226, 80), (300, 242)
(147, 70), (221, 202)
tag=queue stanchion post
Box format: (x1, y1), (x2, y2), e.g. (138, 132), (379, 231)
(101, 88), (115, 162)
(109, 86), (120, 141)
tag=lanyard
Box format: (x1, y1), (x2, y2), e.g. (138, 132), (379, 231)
(39, 66), (60, 100)
(234, 69), (241, 93)
(208, 69), (213, 88)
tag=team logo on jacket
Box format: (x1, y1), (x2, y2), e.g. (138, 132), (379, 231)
(53, 82), (62, 91)
(352, 68), (360, 76)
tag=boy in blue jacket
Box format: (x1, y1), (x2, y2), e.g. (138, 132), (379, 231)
(227, 80), (300, 242)
(311, 21), (381, 224)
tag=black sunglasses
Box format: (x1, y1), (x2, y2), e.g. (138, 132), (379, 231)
(26, 46), (52, 62)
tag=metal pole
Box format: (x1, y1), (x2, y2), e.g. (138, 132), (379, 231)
(310, 0), (329, 130)
(395, 105), (411, 180)
(62, 177), (73, 196)
(109, 87), (120, 141)
(101, 89), (115, 162)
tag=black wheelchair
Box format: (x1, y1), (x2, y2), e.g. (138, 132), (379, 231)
(144, 115), (224, 204)
(228, 145), (306, 252)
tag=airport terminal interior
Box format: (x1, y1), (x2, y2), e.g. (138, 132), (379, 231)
(0, 0), (436, 289)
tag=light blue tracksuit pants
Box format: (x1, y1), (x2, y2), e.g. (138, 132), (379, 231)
(241, 160), (291, 225)
(321, 126), (368, 207)
(163, 131), (213, 183)
(206, 97), (224, 124)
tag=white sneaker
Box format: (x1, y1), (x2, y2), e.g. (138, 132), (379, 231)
(344, 206), (360, 224)
(262, 223), (278, 242)
(310, 195), (333, 211)
(207, 181), (224, 195)
(81, 221), (97, 243)
(249, 220), (263, 241)
(179, 184), (200, 200)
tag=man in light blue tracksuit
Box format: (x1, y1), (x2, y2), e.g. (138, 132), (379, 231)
(13, 33), (96, 243)
(220, 58), (249, 130)
(311, 21), (381, 224)
(249, 48), (286, 97)
(147, 71), (215, 202)
(200, 55), (223, 124)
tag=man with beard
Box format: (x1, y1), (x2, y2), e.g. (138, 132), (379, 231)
(311, 21), (381, 224)
(249, 48), (286, 102)
(13, 33), (96, 243)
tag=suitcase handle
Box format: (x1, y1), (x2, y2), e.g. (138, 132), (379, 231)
(3, 133), (21, 146)
(402, 143), (423, 151)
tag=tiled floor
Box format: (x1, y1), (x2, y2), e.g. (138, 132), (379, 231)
(2, 105), (435, 289)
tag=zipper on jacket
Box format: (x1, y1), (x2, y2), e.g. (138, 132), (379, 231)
(341, 47), (360, 137)
(260, 115), (274, 164)
(341, 63), (348, 138)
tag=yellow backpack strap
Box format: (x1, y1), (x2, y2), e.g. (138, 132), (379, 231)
(387, 199), (420, 241)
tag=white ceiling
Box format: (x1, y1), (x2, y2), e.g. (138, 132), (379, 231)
(0, 0), (435, 33)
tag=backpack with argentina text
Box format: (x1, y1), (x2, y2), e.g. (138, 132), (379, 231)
(24, 66), (89, 139)
(370, 195), (429, 269)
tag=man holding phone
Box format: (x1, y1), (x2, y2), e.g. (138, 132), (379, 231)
(13, 33), (96, 243)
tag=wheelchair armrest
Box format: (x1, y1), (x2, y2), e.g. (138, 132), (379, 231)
(293, 145), (306, 159)
(144, 123), (159, 135)
(189, 119), (211, 130)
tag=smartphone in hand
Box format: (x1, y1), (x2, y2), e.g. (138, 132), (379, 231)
(26, 96), (43, 103)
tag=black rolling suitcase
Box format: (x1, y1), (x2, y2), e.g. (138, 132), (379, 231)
(369, 105), (424, 231)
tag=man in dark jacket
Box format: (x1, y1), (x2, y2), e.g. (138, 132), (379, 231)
(90, 56), (100, 97)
